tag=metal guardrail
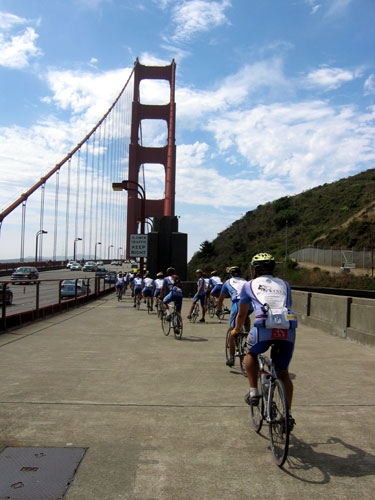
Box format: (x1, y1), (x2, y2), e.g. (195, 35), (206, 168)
(1, 276), (115, 332)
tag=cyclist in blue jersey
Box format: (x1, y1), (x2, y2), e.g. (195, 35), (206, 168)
(161, 267), (176, 298)
(216, 266), (251, 366)
(232, 253), (297, 427)
(187, 269), (206, 323)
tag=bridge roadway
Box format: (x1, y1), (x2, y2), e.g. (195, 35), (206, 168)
(0, 292), (374, 499)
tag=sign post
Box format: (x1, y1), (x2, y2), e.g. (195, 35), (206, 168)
(129, 234), (147, 274)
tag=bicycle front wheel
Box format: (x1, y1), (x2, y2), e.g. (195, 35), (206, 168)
(269, 378), (290, 467)
(192, 304), (199, 323)
(161, 314), (171, 336)
(250, 371), (264, 433)
(173, 313), (183, 340)
(238, 334), (248, 376)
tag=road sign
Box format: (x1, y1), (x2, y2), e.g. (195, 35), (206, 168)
(129, 234), (148, 258)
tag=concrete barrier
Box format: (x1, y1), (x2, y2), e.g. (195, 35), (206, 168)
(293, 290), (375, 347)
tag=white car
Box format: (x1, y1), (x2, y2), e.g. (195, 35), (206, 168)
(70, 262), (82, 271)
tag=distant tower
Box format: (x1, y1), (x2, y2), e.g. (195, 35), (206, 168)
(126, 59), (176, 246)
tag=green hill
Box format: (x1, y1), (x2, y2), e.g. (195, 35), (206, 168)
(188, 168), (375, 281)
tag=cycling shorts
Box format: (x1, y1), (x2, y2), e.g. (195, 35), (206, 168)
(142, 287), (153, 297)
(163, 291), (183, 312)
(210, 284), (222, 297)
(193, 292), (205, 306)
(246, 326), (296, 371)
(134, 287), (142, 296)
(154, 288), (162, 297)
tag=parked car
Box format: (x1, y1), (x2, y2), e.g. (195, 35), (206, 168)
(96, 260), (104, 266)
(70, 262), (82, 271)
(60, 279), (90, 299)
(11, 266), (39, 283)
(82, 261), (97, 272)
(95, 267), (107, 277)
(104, 271), (117, 283)
(0, 283), (13, 305)
(110, 260), (121, 266)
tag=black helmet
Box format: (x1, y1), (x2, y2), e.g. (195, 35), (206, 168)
(228, 266), (241, 277)
(251, 253), (275, 274)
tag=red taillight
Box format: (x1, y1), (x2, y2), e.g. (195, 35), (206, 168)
(77, 286), (82, 290)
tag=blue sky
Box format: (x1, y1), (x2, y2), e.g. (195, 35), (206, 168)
(0, 0), (374, 260)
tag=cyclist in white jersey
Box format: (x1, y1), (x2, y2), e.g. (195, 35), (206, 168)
(216, 266), (251, 366)
(232, 253), (297, 428)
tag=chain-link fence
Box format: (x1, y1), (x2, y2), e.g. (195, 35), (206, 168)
(289, 247), (374, 270)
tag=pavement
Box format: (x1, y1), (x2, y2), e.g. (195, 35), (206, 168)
(0, 291), (375, 500)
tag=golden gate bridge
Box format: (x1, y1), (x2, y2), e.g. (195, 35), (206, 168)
(0, 59), (186, 277)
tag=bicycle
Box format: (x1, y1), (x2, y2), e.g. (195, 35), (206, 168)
(189, 302), (199, 323)
(207, 297), (216, 318)
(116, 285), (123, 301)
(216, 305), (230, 323)
(146, 296), (152, 314)
(155, 297), (164, 319)
(225, 327), (247, 376)
(135, 293), (141, 310)
(249, 352), (291, 467)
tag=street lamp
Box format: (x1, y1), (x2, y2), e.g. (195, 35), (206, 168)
(118, 247), (123, 259)
(35, 229), (47, 262)
(108, 244), (114, 260)
(73, 237), (82, 261)
(94, 241), (102, 261)
(112, 180), (145, 273)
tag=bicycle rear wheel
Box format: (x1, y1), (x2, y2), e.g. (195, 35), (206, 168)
(173, 313), (183, 340)
(136, 296), (141, 310)
(208, 299), (215, 318)
(161, 314), (171, 336)
(269, 378), (290, 467)
(250, 371), (264, 433)
(147, 298), (152, 314)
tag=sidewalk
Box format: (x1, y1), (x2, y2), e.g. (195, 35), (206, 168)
(0, 292), (375, 499)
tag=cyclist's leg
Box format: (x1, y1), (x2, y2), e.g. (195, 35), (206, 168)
(244, 331), (269, 405)
(227, 303), (239, 360)
(272, 341), (295, 412)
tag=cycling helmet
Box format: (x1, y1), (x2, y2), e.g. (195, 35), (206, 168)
(251, 253), (275, 274)
(166, 267), (175, 275)
(210, 270), (218, 276)
(196, 269), (203, 274)
(156, 272), (163, 278)
(228, 266), (241, 276)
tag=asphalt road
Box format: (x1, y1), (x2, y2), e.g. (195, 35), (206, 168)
(0, 291), (374, 499)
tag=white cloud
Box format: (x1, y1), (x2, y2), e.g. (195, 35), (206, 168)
(168, 0), (231, 42)
(364, 75), (375, 96)
(304, 66), (358, 91)
(0, 12), (43, 69)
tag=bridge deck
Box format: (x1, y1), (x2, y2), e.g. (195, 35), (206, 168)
(0, 293), (374, 499)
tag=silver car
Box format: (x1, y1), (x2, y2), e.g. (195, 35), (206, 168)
(60, 279), (90, 299)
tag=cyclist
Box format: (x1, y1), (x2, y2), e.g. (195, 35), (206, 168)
(216, 266), (251, 366)
(132, 272), (144, 308)
(161, 267), (176, 298)
(153, 272), (164, 310)
(187, 269), (206, 322)
(208, 270), (222, 305)
(142, 272), (155, 309)
(162, 274), (183, 321)
(232, 253), (297, 427)
(115, 272), (125, 300)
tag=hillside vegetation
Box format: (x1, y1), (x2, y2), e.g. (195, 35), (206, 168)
(188, 168), (375, 287)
